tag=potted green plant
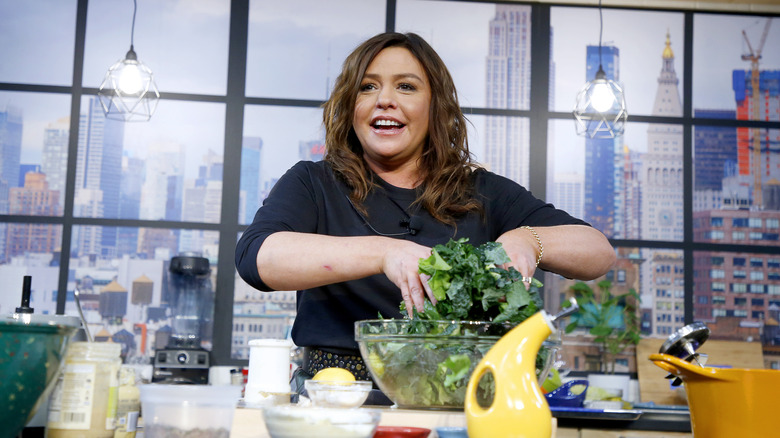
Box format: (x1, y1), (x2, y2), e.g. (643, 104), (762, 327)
(564, 280), (641, 374)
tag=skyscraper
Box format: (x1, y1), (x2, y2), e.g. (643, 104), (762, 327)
(140, 140), (184, 221)
(5, 172), (60, 259)
(583, 45), (620, 237)
(640, 33), (684, 337)
(42, 117), (70, 205)
(552, 172), (584, 220)
(0, 104), (23, 197)
(241, 136), (263, 225)
(484, 4), (531, 187)
(732, 69), (780, 209)
(75, 97), (125, 258)
(641, 33), (683, 241)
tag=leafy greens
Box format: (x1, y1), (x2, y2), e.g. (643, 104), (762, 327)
(362, 238), (547, 408)
(409, 237), (543, 323)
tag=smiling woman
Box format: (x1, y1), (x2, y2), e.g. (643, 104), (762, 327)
(235, 31), (614, 396)
(352, 46), (431, 187)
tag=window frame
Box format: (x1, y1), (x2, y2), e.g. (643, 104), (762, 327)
(1, 0), (779, 367)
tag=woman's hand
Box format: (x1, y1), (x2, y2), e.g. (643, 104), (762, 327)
(497, 227), (540, 286)
(498, 224), (616, 281)
(381, 239), (436, 317)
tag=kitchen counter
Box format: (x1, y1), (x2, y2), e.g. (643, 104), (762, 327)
(19, 406), (691, 438)
(231, 406), (467, 438)
(230, 405), (692, 438)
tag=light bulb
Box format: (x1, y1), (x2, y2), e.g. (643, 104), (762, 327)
(118, 62), (143, 95)
(590, 81), (615, 112)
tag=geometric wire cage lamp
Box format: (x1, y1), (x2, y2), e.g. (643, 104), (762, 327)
(573, 0), (627, 139)
(98, 0), (159, 122)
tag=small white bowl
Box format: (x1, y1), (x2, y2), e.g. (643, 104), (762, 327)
(304, 380), (372, 408)
(262, 405), (380, 438)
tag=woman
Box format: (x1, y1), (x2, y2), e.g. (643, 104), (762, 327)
(235, 32), (615, 382)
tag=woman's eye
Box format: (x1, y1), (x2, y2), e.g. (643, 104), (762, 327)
(398, 83), (416, 91)
(359, 83), (377, 92)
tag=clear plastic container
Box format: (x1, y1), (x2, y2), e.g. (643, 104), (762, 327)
(138, 384), (241, 438)
(46, 341), (122, 438)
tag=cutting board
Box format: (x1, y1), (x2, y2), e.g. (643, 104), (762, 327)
(636, 338), (764, 405)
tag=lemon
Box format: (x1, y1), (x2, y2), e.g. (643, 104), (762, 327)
(312, 367), (356, 382)
(367, 352), (385, 378)
(541, 367), (562, 393)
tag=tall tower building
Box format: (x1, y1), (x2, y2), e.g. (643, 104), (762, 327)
(75, 98), (124, 258)
(484, 4), (531, 187)
(41, 117), (70, 206)
(180, 151), (223, 255)
(140, 140), (184, 221)
(732, 69), (780, 209)
(693, 109), (737, 212)
(641, 33), (683, 241)
(6, 172), (60, 259)
(241, 136), (263, 225)
(0, 104), (23, 196)
(619, 145), (643, 239)
(640, 33), (685, 337)
(552, 172), (584, 220)
(583, 45), (620, 237)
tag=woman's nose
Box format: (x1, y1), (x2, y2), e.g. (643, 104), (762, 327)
(376, 88), (396, 109)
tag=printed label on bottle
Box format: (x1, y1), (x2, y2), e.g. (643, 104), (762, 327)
(47, 363), (97, 430)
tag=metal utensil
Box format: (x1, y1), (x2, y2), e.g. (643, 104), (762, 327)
(73, 287), (93, 342)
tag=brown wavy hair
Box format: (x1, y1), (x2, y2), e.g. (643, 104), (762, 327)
(323, 32), (483, 225)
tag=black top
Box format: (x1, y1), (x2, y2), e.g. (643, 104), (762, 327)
(235, 160), (587, 351)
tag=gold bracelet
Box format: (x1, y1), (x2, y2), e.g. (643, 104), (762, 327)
(520, 225), (543, 267)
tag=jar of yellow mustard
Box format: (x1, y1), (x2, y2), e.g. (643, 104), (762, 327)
(46, 341), (122, 438)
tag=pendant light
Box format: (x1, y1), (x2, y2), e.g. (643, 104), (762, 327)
(573, 0), (627, 138)
(98, 0), (159, 122)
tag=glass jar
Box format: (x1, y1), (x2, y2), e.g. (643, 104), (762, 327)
(46, 342), (122, 438)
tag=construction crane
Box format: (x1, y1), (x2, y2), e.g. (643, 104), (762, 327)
(741, 18), (772, 209)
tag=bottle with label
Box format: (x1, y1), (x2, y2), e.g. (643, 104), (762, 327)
(113, 366), (140, 438)
(46, 341), (122, 438)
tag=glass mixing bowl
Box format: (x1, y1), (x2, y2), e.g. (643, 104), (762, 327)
(355, 319), (559, 410)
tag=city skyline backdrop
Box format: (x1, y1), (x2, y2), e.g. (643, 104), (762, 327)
(1, 1), (778, 366)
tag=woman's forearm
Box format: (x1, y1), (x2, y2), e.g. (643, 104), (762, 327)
(534, 225), (616, 280)
(256, 232), (389, 291)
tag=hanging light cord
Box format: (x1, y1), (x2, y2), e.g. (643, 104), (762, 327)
(598, 0), (603, 69)
(130, 0), (137, 50)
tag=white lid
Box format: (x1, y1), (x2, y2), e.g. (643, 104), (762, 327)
(248, 338), (293, 347)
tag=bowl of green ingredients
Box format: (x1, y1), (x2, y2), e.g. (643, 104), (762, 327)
(355, 238), (559, 410)
(356, 319), (558, 409)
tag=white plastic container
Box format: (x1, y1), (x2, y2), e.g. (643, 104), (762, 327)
(244, 338), (293, 404)
(138, 384), (241, 438)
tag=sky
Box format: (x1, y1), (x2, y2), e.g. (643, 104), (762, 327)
(1, 1), (778, 189)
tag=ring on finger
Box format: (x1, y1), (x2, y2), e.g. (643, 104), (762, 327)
(521, 276), (533, 283)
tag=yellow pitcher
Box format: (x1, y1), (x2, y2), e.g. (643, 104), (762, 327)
(465, 301), (576, 438)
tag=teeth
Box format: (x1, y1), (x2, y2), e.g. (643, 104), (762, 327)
(373, 119), (402, 127)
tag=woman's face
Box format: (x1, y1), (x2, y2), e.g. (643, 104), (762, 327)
(352, 46), (431, 172)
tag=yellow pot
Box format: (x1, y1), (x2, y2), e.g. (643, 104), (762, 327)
(649, 353), (780, 438)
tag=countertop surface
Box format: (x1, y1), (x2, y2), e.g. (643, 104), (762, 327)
(231, 405), (467, 438)
(230, 404), (691, 438)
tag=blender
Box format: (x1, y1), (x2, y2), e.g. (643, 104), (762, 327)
(152, 253), (214, 384)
